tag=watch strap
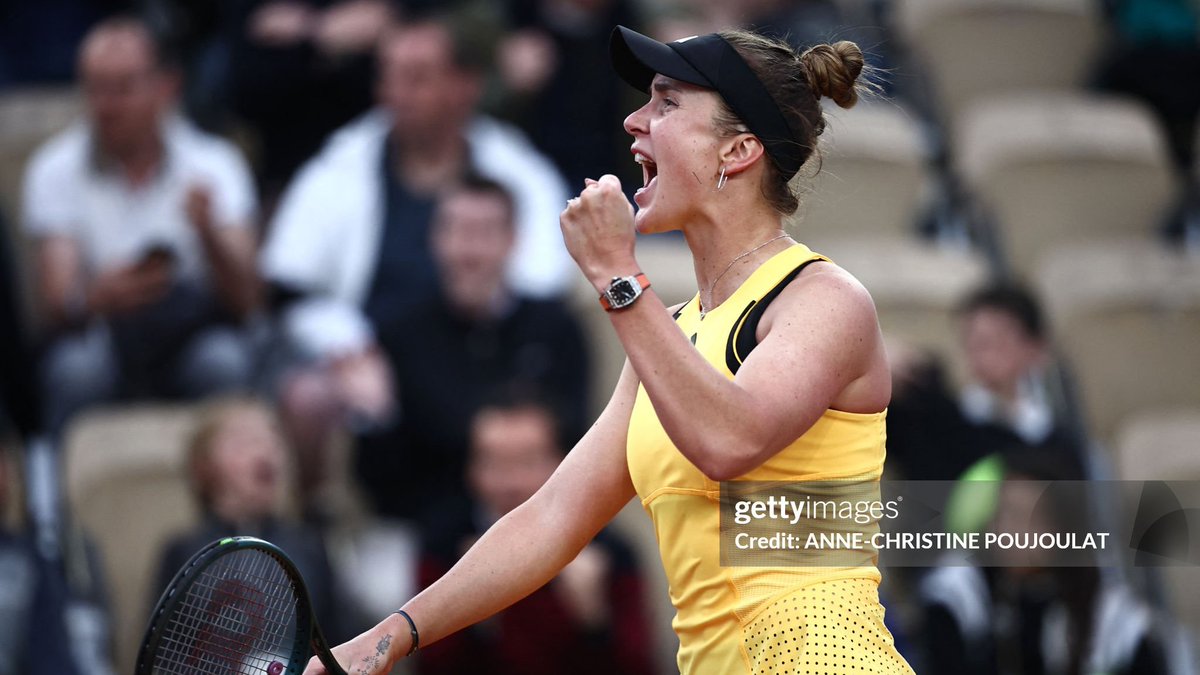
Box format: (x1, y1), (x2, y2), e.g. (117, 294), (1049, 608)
(599, 273), (651, 311)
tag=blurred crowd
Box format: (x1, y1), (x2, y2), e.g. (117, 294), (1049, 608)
(0, 1), (1198, 674)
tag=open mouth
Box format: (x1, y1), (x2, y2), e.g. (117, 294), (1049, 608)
(634, 152), (658, 195)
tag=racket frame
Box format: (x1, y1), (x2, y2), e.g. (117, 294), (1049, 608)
(135, 535), (347, 675)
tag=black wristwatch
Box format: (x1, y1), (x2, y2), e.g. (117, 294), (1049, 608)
(599, 273), (651, 311)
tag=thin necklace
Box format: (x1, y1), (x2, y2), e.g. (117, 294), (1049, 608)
(699, 232), (789, 319)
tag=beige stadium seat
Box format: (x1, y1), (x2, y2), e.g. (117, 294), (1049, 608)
(894, 0), (1102, 126)
(815, 236), (990, 386)
(958, 93), (1177, 280)
(1114, 409), (1200, 481)
(0, 86), (82, 221)
(0, 86), (83, 324)
(63, 404), (202, 673)
(789, 103), (931, 249)
(1114, 410), (1200, 652)
(1036, 243), (1200, 444)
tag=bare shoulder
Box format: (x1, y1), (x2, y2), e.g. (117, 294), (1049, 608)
(752, 260), (890, 412)
(761, 260), (879, 336)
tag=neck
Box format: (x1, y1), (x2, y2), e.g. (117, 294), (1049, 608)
(449, 285), (512, 323)
(683, 198), (791, 313)
(210, 499), (272, 530)
(106, 133), (163, 187)
(392, 125), (468, 194)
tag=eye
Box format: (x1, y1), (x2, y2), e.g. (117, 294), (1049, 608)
(661, 97), (678, 110)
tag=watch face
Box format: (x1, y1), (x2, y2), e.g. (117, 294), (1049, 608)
(608, 278), (638, 306)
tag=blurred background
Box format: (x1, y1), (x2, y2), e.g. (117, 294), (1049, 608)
(0, 0), (1198, 673)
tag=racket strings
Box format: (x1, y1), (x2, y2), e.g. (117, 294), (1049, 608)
(153, 549), (301, 674)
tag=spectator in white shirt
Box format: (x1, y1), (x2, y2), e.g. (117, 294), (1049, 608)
(260, 15), (572, 506)
(23, 17), (261, 433)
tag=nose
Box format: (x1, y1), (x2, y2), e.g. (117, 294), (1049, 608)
(623, 99), (650, 137)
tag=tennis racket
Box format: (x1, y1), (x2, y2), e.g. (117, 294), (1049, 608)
(136, 536), (347, 675)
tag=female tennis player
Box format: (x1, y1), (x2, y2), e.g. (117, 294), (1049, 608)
(306, 26), (914, 675)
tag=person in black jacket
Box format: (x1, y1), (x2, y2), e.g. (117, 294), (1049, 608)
(353, 175), (590, 520)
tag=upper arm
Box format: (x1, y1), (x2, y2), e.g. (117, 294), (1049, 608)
(200, 140), (257, 228)
(23, 140), (79, 239)
(260, 163), (334, 288)
(732, 264), (885, 453)
(534, 359), (640, 548)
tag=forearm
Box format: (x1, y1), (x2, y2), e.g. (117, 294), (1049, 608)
(198, 226), (260, 316)
(36, 238), (86, 330)
(311, 358), (641, 675)
(602, 284), (772, 478)
(397, 491), (593, 656)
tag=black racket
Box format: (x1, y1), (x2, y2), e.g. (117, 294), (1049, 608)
(136, 536), (347, 675)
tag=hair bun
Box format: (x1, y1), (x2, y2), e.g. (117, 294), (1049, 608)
(800, 41), (864, 109)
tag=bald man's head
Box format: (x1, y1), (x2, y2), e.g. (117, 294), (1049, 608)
(78, 18), (176, 156)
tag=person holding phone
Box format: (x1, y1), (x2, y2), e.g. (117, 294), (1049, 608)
(23, 17), (260, 432)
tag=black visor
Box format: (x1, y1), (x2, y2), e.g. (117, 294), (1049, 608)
(609, 26), (806, 180)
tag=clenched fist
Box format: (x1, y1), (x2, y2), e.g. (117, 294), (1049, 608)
(560, 174), (639, 292)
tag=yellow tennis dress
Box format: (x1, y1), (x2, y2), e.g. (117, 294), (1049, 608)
(626, 244), (914, 674)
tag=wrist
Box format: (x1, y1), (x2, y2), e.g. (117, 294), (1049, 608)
(586, 258), (640, 294)
(387, 609), (419, 660)
(597, 272), (651, 312)
(373, 614), (407, 664)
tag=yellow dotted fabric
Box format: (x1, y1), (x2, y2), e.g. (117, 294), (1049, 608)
(743, 578), (914, 674)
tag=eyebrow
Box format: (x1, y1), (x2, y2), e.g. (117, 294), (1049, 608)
(651, 79), (684, 95)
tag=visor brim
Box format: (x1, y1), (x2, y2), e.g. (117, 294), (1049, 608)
(609, 26), (712, 93)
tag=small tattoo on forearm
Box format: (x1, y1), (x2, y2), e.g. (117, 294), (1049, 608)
(353, 634), (393, 674)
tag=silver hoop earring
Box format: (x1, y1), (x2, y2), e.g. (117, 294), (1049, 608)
(716, 166), (728, 191)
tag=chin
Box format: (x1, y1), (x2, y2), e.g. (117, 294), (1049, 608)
(633, 208), (677, 236)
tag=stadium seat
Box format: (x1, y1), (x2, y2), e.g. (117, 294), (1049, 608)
(1114, 409), (1200, 655)
(0, 86), (82, 222)
(1036, 243), (1200, 444)
(789, 102), (931, 248)
(62, 404), (202, 673)
(0, 86), (83, 324)
(1114, 409), (1200, 482)
(816, 236), (989, 387)
(894, 0), (1102, 127)
(957, 93), (1177, 280)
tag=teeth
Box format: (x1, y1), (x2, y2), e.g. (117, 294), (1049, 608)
(634, 152), (656, 190)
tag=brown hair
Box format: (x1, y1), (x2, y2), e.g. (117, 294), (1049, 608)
(187, 396), (283, 512)
(712, 31), (868, 215)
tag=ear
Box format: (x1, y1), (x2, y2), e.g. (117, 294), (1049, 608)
(718, 133), (766, 178)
